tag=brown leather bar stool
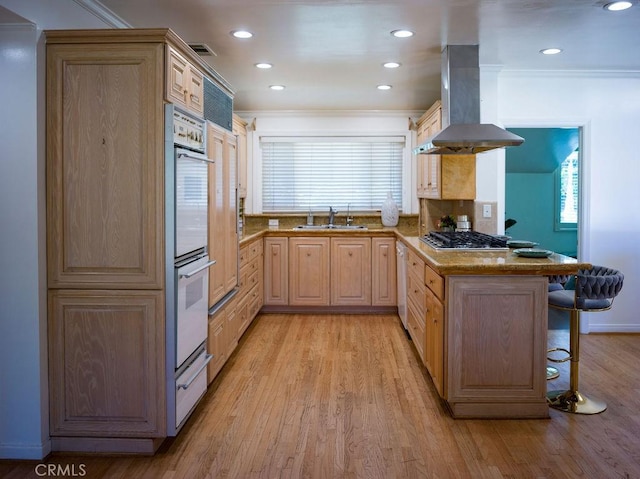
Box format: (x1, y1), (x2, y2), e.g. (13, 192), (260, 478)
(547, 265), (624, 414)
(546, 275), (571, 380)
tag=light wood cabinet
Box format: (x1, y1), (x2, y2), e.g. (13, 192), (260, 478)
(446, 276), (548, 418)
(238, 238), (263, 336)
(372, 238), (397, 306)
(424, 271), (444, 396)
(289, 237), (331, 306)
(167, 46), (204, 116)
(46, 42), (164, 290)
(264, 237), (289, 306)
(331, 238), (371, 306)
(406, 249), (427, 364)
(415, 100), (476, 200)
(208, 121), (239, 308)
(233, 114), (248, 199)
(48, 290), (165, 438)
(45, 29), (234, 453)
(207, 295), (238, 384)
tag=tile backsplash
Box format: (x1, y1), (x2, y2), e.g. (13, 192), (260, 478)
(419, 199), (498, 235)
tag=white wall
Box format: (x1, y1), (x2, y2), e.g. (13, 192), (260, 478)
(495, 70), (640, 332)
(0, 0), (123, 460)
(239, 110), (422, 215)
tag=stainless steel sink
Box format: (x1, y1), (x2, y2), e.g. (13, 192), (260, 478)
(293, 224), (368, 230)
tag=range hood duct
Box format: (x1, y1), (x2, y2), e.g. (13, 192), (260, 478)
(415, 45), (524, 155)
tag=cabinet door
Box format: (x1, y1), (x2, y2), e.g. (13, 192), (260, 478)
(208, 124), (227, 307)
(225, 133), (239, 293)
(48, 290), (165, 437)
(372, 238), (397, 306)
(187, 64), (204, 115)
(289, 238), (330, 306)
(425, 289), (444, 395)
(46, 43), (164, 289)
(264, 237), (289, 305)
(330, 238), (371, 306)
(233, 115), (248, 199)
(207, 311), (226, 384)
(167, 47), (189, 109)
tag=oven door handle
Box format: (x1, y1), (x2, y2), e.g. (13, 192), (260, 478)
(177, 152), (215, 164)
(177, 354), (213, 390)
(179, 260), (216, 279)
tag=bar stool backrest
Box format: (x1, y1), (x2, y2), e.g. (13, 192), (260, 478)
(574, 265), (624, 310)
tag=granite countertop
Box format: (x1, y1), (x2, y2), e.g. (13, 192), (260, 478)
(239, 226), (588, 276)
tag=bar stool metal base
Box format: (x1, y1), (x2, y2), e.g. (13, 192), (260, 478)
(547, 389), (607, 414)
(546, 366), (559, 380)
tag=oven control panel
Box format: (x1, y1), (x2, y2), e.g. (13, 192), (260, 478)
(173, 109), (205, 152)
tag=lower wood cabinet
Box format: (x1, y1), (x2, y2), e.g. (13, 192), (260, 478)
(207, 295), (238, 384)
(48, 290), (165, 439)
(372, 238), (397, 306)
(238, 238), (263, 336)
(446, 275), (548, 418)
(330, 238), (371, 306)
(289, 237), (331, 306)
(266, 235), (397, 310)
(264, 237), (289, 306)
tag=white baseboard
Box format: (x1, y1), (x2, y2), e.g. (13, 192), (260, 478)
(587, 323), (640, 333)
(0, 439), (51, 460)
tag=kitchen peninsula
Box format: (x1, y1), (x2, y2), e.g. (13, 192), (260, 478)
(242, 222), (588, 419)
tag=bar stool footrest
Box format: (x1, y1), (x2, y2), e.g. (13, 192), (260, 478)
(547, 347), (572, 363)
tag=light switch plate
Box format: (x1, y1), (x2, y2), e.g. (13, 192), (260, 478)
(482, 204), (492, 218)
(268, 218), (279, 227)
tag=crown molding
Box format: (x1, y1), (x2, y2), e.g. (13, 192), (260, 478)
(71, 0), (131, 28)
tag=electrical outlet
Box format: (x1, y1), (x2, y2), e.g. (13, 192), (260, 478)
(482, 204), (492, 218)
(268, 218), (279, 227)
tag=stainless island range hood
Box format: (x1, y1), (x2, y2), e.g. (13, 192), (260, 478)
(415, 45), (524, 155)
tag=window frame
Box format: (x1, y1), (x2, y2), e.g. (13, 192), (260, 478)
(554, 148), (579, 232)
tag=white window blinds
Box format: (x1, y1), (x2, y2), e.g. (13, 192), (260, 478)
(261, 136), (404, 212)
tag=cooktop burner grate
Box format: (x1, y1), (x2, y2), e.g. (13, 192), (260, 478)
(420, 231), (508, 250)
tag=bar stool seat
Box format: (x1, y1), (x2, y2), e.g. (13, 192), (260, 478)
(547, 265), (624, 414)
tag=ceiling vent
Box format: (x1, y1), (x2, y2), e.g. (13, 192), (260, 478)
(188, 43), (217, 57)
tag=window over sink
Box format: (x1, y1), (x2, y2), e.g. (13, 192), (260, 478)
(260, 136), (404, 213)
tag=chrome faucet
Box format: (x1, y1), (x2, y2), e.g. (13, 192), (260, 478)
(328, 206), (338, 226)
(346, 203), (353, 226)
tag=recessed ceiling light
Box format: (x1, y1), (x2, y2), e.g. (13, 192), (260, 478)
(255, 63), (273, 69)
(383, 62), (401, 68)
(391, 30), (414, 38)
(269, 85), (285, 91)
(231, 30), (253, 39)
(604, 1), (633, 11)
(540, 48), (563, 55)
(377, 85), (392, 90)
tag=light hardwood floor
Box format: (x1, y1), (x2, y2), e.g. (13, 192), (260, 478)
(2, 313), (640, 478)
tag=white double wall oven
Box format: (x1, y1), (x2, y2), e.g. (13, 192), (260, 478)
(165, 105), (215, 435)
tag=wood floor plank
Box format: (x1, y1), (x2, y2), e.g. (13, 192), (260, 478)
(2, 314), (640, 478)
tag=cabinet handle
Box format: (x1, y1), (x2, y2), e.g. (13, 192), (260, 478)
(348, 252), (353, 256)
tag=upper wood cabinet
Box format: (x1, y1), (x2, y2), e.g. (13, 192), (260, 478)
(46, 41), (165, 290)
(330, 238), (372, 306)
(232, 115), (248, 199)
(415, 100), (476, 200)
(208, 121), (239, 308)
(167, 46), (204, 116)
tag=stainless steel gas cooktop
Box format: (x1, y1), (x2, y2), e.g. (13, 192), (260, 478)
(420, 231), (508, 251)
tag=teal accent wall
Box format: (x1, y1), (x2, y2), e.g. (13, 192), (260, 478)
(505, 173), (577, 256)
(505, 127), (579, 257)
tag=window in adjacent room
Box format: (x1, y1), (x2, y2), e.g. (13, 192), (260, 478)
(261, 136), (404, 213)
(555, 148), (579, 230)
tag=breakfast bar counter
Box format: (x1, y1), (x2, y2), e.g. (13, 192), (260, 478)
(397, 233), (588, 419)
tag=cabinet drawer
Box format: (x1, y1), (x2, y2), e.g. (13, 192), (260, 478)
(247, 268), (260, 291)
(407, 302), (426, 362)
(407, 249), (425, 280)
(424, 264), (444, 300)
(407, 271), (427, 318)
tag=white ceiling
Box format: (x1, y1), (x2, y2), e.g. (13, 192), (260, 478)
(5, 0), (640, 111)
